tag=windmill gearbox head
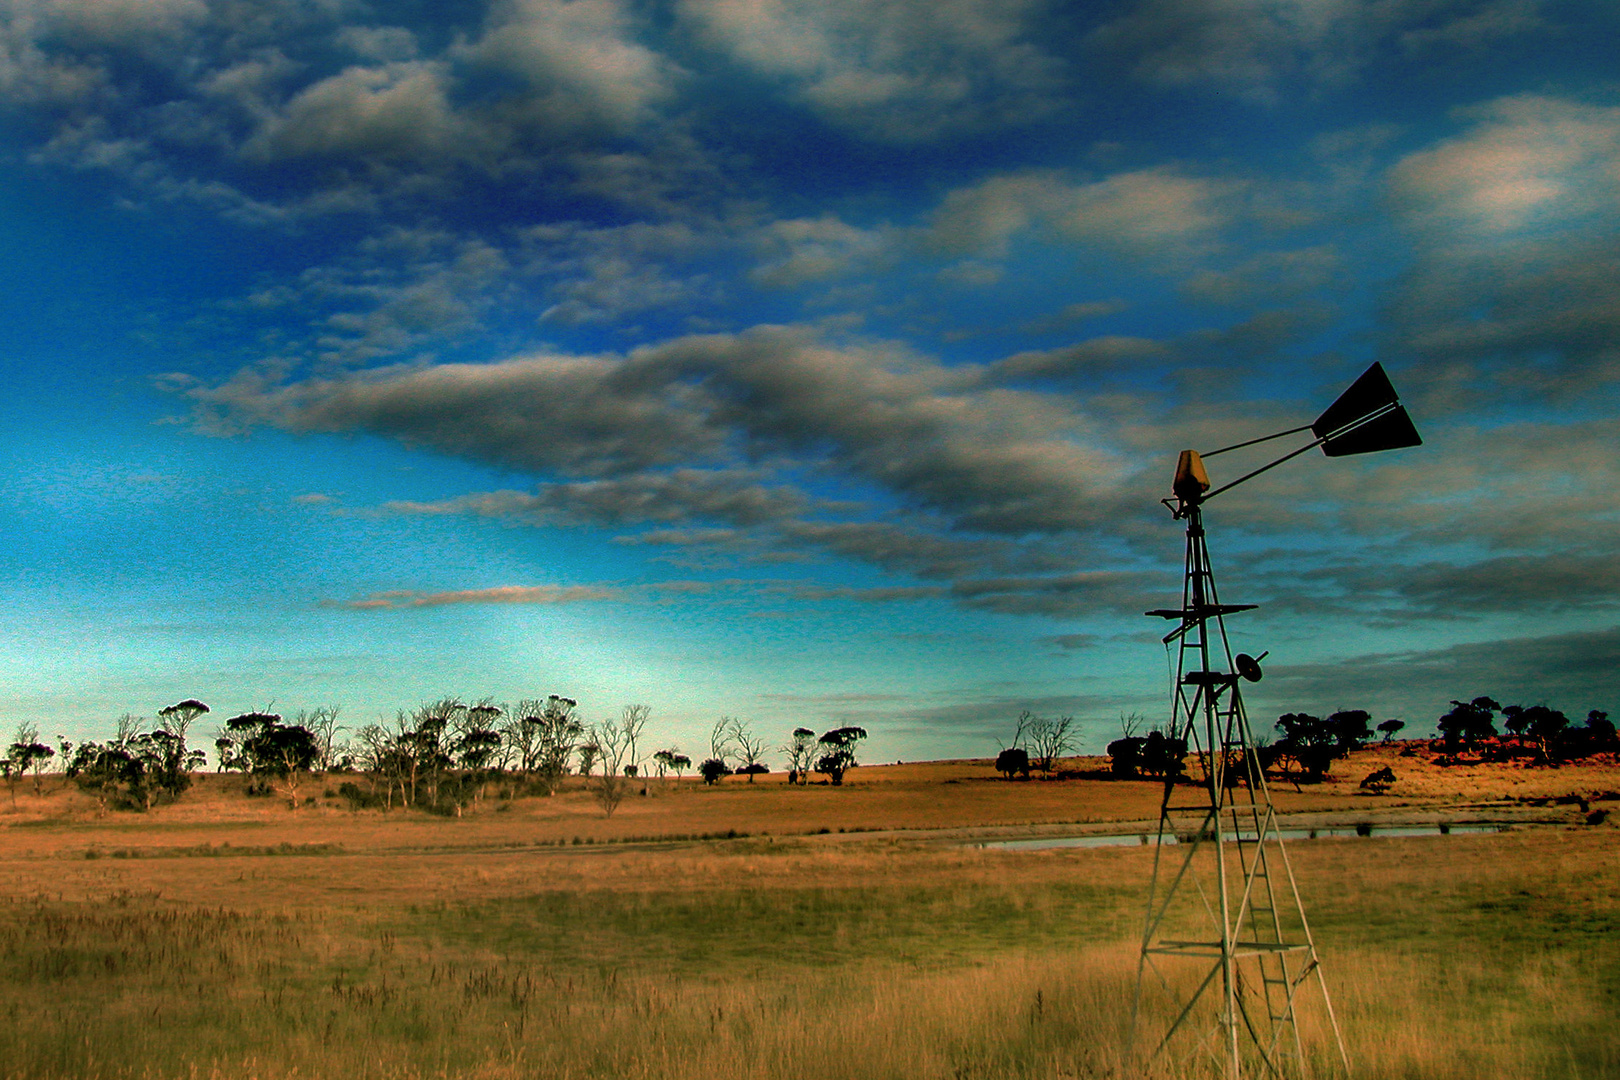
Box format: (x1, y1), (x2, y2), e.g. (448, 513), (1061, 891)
(1172, 449), (1210, 503)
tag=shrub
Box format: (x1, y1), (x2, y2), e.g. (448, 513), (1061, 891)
(336, 781), (383, 810)
(995, 747), (1030, 780)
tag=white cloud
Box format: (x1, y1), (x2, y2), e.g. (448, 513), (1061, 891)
(677, 0), (1061, 139)
(1377, 96), (1620, 406)
(1388, 95), (1620, 237)
(748, 215), (891, 288)
(540, 255), (708, 325)
(243, 60), (465, 162)
(927, 167), (1245, 259)
(459, 0), (674, 129)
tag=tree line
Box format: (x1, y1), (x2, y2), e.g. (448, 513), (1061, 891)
(1103, 696), (1617, 785)
(3, 697), (871, 815)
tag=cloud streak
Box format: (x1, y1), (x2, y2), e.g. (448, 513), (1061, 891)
(337, 585), (623, 609)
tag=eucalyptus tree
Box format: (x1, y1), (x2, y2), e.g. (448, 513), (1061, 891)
(153, 699), (209, 793)
(66, 734), (142, 814)
(156, 699), (207, 742)
(783, 727), (816, 784)
(223, 711), (319, 806)
(454, 702), (504, 771)
(517, 696), (581, 795)
(401, 699), (463, 808)
(652, 748), (691, 782)
(452, 700), (505, 808)
(814, 726), (868, 785)
(1437, 697), (1500, 759)
(6, 723), (54, 800)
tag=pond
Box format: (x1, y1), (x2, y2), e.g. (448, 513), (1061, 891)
(978, 823), (1510, 851)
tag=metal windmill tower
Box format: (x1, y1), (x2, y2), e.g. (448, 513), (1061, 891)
(1131, 363), (1422, 1079)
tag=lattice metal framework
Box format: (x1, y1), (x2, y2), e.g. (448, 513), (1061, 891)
(1130, 496), (1349, 1079)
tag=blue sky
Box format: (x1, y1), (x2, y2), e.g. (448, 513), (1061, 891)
(2, 0), (1618, 763)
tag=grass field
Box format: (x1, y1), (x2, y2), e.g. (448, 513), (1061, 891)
(1, 748), (1616, 1078)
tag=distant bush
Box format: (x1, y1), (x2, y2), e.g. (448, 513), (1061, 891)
(1360, 766), (1396, 792)
(995, 747), (1030, 780)
(337, 781), (385, 810)
(1106, 731), (1186, 781)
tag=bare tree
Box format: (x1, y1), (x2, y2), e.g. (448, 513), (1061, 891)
(114, 713), (144, 748)
(501, 707), (537, 773)
(620, 704), (650, 778)
(725, 717), (768, 781)
(590, 718), (631, 817)
(297, 706), (345, 772)
(487, 706), (521, 773)
(381, 711), (424, 808)
(353, 724), (404, 809)
(1018, 712), (1076, 774)
(710, 718), (736, 766)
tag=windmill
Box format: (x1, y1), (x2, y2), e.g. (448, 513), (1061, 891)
(1131, 363), (1421, 1078)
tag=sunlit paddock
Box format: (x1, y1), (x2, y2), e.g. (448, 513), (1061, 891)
(1, 788), (1616, 1080)
(4, 743), (1612, 856)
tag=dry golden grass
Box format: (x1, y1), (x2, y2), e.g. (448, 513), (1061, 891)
(0, 751), (1615, 1078)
